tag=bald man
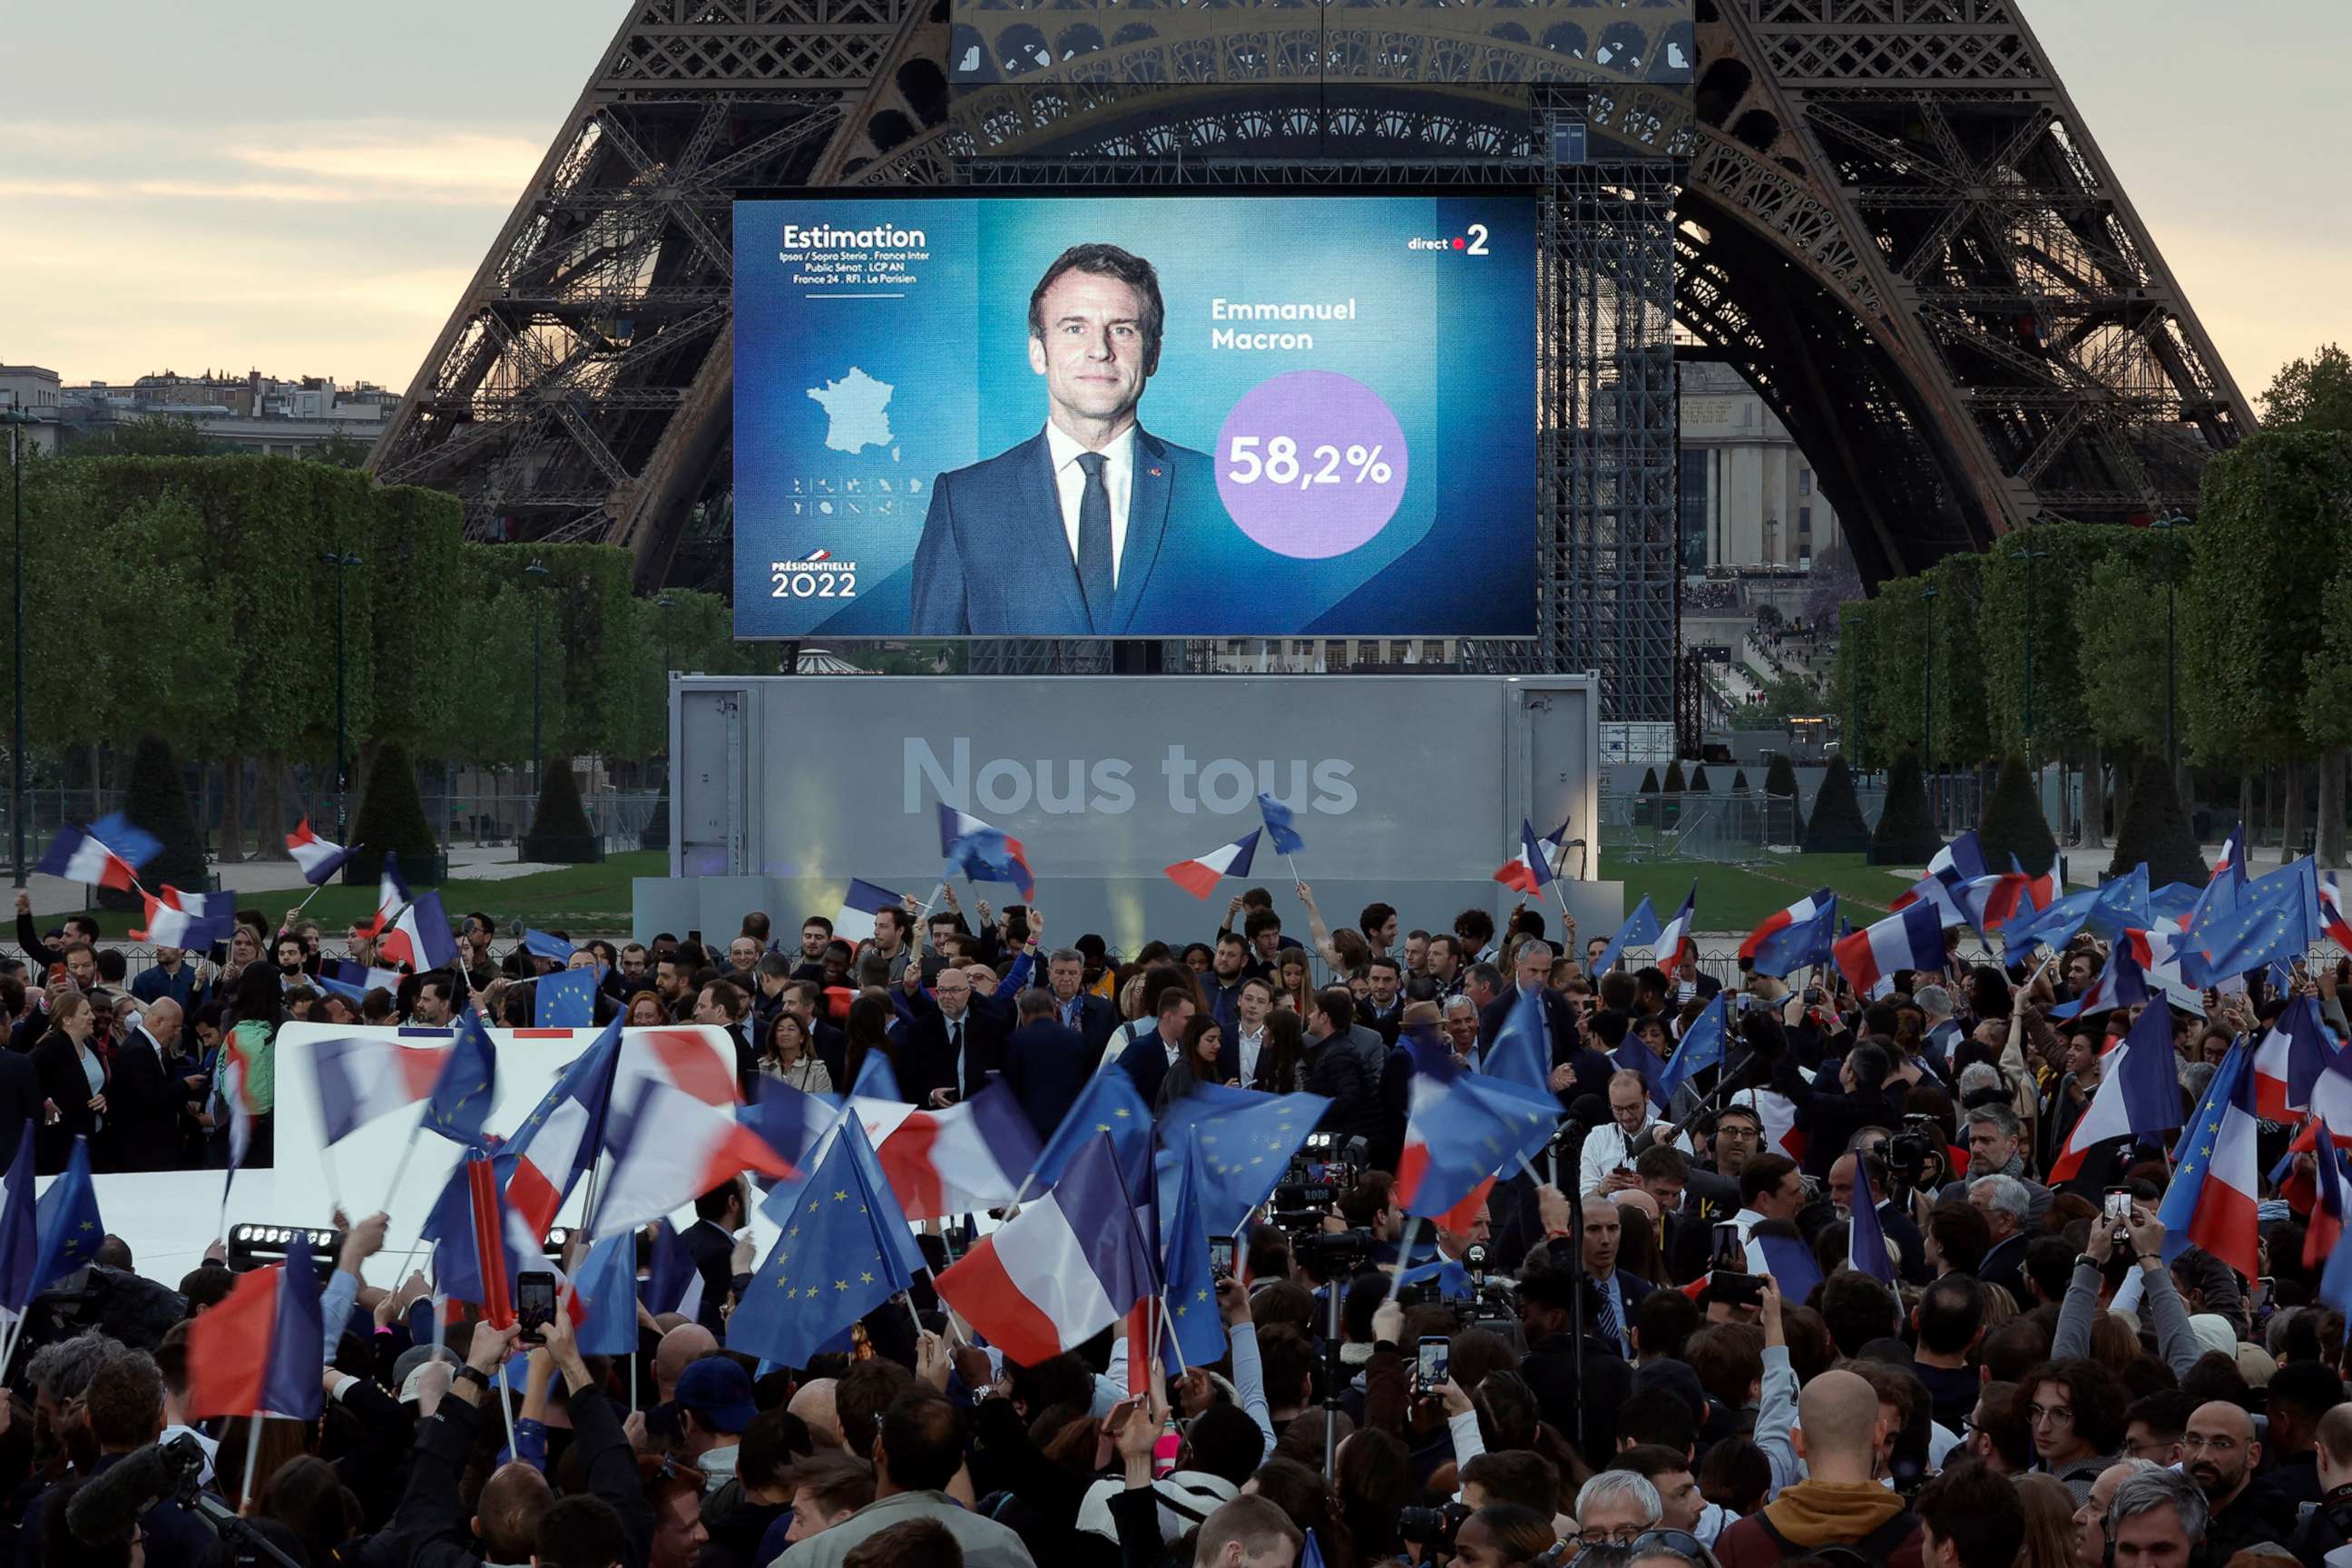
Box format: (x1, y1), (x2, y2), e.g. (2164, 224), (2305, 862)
(789, 1377), (844, 1451)
(111, 995), (183, 1169)
(654, 1323), (718, 1405)
(2075, 1461), (2157, 1568)
(2182, 1400), (2292, 1562)
(1714, 1369), (1925, 1568)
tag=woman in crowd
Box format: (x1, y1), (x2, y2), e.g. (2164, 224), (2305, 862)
(762, 1010), (832, 1094)
(1158, 1014), (1230, 1111)
(31, 990), (106, 1173)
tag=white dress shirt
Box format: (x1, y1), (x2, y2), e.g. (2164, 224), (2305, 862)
(1575, 1115), (1690, 1197)
(1044, 421), (1135, 588)
(1237, 1025), (1266, 1085)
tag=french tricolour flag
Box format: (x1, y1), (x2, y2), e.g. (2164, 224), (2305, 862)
(2251, 995), (2333, 1122)
(285, 818), (356, 886)
(1653, 882), (1698, 969)
(1166, 828), (1262, 901)
(380, 889), (458, 974)
(1832, 904), (1943, 995)
(503, 1016), (624, 1238)
(588, 1079), (801, 1238)
(2306, 1139), (2350, 1271)
(2051, 997), (2182, 1182)
(834, 878), (902, 944)
(36, 814), (161, 893)
(310, 1034), (450, 1145)
(357, 850), (413, 940)
(1493, 819), (1557, 897)
(316, 957), (407, 1004)
(1892, 831), (1989, 927)
(184, 1233), (324, 1421)
(939, 803), (1035, 901)
(132, 885), (232, 950)
(851, 1080), (1043, 1220)
(2321, 870), (2352, 952)
(1740, 887), (1837, 977)
(934, 1132), (1155, 1367)
(2157, 1039), (2261, 1281)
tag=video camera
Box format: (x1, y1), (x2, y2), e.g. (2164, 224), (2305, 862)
(1398, 1501), (1471, 1553)
(1291, 1227), (1374, 1283)
(1869, 1113), (1950, 1208)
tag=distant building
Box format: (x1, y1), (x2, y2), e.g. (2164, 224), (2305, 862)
(54, 368), (397, 457)
(0, 367), (63, 456)
(1678, 359), (1843, 574)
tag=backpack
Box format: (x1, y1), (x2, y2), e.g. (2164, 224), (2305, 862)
(1750, 1507), (1919, 1568)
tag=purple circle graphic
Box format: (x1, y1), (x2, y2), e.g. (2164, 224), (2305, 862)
(1213, 371), (1409, 560)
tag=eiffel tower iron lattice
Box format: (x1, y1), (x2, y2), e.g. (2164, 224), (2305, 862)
(369, 0), (2249, 720)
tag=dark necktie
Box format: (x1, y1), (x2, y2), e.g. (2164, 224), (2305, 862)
(1073, 451), (1113, 631)
(950, 1018), (965, 1088)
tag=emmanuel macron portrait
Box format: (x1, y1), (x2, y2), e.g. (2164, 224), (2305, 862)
(909, 243), (1217, 635)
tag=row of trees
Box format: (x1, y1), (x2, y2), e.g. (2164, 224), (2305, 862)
(1830, 346), (2352, 865)
(8, 452), (769, 858)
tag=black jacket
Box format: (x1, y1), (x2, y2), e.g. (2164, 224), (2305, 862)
(1000, 1020), (1092, 1143)
(1477, 987), (1612, 1104)
(360, 1377), (652, 1568)
(682, 1218), (745, 1338)
(1802, 1086), (1906, 1179)
(898, 987), (1016, 1103)
(30, 1031), (107, 1174)
(108, 1027), (180, 1173)
(0, 1049), (38, 1171)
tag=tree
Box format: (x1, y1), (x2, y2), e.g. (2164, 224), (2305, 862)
(1764, 755), (1798, 800)
(1805, 537), (1863, 627)
(2260, 343), (2352, 432)
(1690, 764), (1712, 792)
(1869, 751), (1939, 865)
(2071, 550), (2171, 761)
(348, 741), (440, 883)
(1663, 760), (1686, 793)
(1803, 755), (1871, 854)
(63, 416), (221, 458)
(522, 762), (600, 864)
(103, 736), (209, 911)
(2108, 750), (2207, 887)
(640, 775), (671, 852)
(1730, 768), (1750, 793)
(1977, 754), (2057, 877)
(304, 432), (374, 469)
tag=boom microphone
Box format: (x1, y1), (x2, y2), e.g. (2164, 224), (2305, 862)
(1566, 1094), (1609, 1131)
(66, 1439), (183, 1545)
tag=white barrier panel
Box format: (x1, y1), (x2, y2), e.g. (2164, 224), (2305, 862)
(92, 1023), (742, 1292)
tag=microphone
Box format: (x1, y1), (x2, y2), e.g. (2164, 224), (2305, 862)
(1567, 1094), (1608, 1131)
(67, 1439), (186, 1545)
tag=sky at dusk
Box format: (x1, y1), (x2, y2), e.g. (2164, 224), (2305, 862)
(2, 0), (2340, 409)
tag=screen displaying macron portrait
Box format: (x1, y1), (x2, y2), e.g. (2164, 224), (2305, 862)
(732, 195), (1538, 640)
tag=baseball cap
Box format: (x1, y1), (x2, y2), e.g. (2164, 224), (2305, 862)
(676, 1358), (757, 1433)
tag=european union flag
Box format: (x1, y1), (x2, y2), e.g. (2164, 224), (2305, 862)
(1034, 1062), (1153, 1195)
(2086, 863), (2151, 942)
(1159, 1137), (1225, 1372)
(423, 1007), (498, 1146)
(523, 928), (576, 965)
(2184, 858), (2317, 988)
(1655, 992), (1729, 1105)
(728, 1118), (924, 1371)
(1592, 896), (1661, 979)
(30, 1136), (102, 1297)
(2000, 883), (2104, 953)
(1155, 1086), (1326, 1233)
(1483, 986), (1551, 1098)
(534, 969), (597, 1028)
(1255, 792), (1305, 856)
(0, 1126), (38, 1314)
(573, 1232), (638, 1357)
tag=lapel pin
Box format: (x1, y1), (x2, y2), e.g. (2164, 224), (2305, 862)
(1149, 466), (1161, 477)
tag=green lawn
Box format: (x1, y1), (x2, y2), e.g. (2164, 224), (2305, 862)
(1613, 851), (1925, 933)
(44, 850), (667, 937)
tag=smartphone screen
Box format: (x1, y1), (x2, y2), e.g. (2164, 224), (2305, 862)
(1711, 1221), (1746, 1273)
(1207, 1237), (1237, 1278)
(515, 1271), (557, 1342)
(2102, 1187), (2132, 1221)
(1416, 1336), (1451, 1389)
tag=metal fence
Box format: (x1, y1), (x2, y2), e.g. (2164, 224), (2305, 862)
(1601, 787), (1887, 865)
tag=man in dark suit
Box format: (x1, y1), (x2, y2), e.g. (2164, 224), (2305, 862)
(1116, 989), (1195, 1105)
(1576, 1194), (1652, 1360)
(1970, 1171), (2034, 1304)
(681, 1178), (750, 1338)
(1357, 956), (1406, 1046)
(1828, 1144), (1930, 1284)
(1000, 991), (1093, 1142)
(1478, 943), (1611, 1106)
(896, 960), (1017, 1107)
(911, 242), (1216, 636)
(1044, 946), (1119, 1061)
(109, 998), (184, 1172)
(0, 1007), (39, 1171)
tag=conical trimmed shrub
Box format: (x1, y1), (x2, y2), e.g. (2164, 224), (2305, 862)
(1803, 755), (1871, 854)
(1868, 751), (1940, 865)
(1633, 766), (1660, 829)
(348, 741), (439, 884)
(1977, 754), (2056, 877)
(640, 774), (671, 851)
(2109, 750), (2207, 887)
(1663, 760), (1687, 793)
(523, 760), (601, 864)
(1764, 754), (1798, 800)
(1690, 764), (1712, 793)
(1731, 768), (1750, 793)
(101, 736), (207, 910)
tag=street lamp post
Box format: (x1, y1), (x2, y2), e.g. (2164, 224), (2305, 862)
(1919, 584), (1940, 825)
(0, 405), (32, 889)
(2151, 514), (2190, 780)
(524, 562), (553, 800)
(320, 550), (363, 837)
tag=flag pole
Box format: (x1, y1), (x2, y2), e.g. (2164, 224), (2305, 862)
(321, 1142), (344, 1220)
(497, 1362), (520, 1455)
(380, 1130), (424, 1215)
(290, 877), (336, 917)
(1159, 1294), (1188, 1378)
(240, 1415), (266, 1511)
(1385, 1216), (1422, 1304)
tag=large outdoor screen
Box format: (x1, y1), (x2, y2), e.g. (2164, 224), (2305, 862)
(731, 194), (1537, 639)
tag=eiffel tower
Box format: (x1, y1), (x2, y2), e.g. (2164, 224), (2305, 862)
(368, 0), (2249, 717)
